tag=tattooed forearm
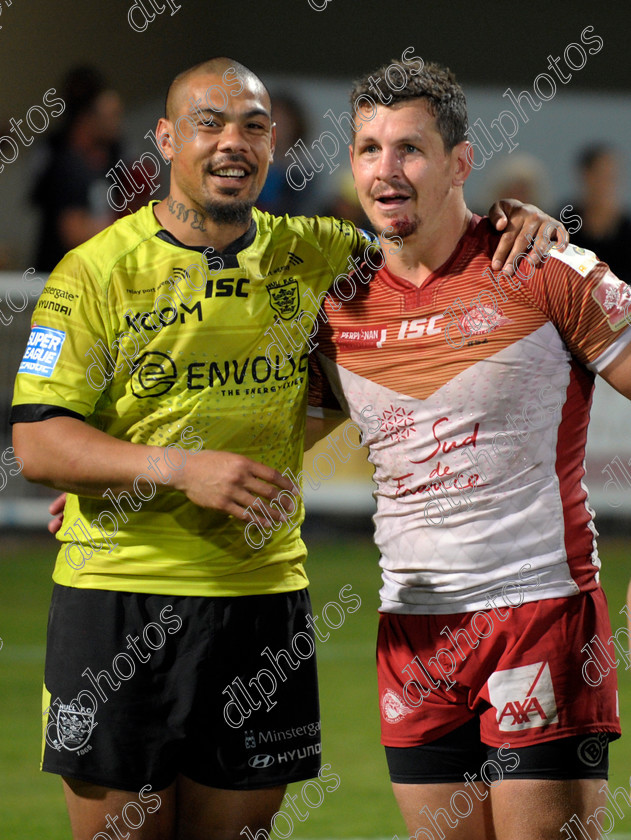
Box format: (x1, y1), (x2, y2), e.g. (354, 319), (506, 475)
(166, 195), (207, 231)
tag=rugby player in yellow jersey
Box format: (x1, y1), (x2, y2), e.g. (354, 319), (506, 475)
(12, 57), (563, 840)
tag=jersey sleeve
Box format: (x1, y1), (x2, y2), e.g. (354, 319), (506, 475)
(307, 349), (346, 417)
(523, 244), (631, 372)
(11, 251), (114, 423)
(305, 215), (379, 278)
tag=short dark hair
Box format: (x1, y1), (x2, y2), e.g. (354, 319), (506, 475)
(349, 60), (467, 151)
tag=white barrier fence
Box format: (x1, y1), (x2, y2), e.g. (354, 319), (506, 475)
(0, 274), (629, 528)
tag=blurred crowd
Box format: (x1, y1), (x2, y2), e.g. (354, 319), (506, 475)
(477, 146), (631, 284)
(0, 65), (629, 282)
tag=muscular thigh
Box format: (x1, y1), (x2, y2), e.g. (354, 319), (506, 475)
(386, 720), (495, 840)
(175, 777), (286, 840)
(490, 778), (607, 840)
(63, 777), (176, 840)
(392, 781), (493, 840)
(63, 776), (287, 840)
(393, 778), (609, 840)
(385, 722), (616, 840)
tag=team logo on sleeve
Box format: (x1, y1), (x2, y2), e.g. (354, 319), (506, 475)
(18, 325), (66, 377)
(266, 279), (299, 320)
(488, 661), (558, 732)
(591, 270), (631, 331)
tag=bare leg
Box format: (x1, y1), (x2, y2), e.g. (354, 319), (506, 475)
(176, 776), (286, 840)
(391, 781), (494, 840)
(63, 776), (176, 840)
(491, 778), (608, 840)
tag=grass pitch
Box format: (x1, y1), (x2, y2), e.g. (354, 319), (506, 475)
(0, 531), (629, 838)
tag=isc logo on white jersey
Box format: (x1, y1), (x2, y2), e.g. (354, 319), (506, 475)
(487, 661), (558, 732)
(397, 315), (443, 340)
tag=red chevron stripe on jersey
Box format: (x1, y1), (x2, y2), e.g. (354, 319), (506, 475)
(309, 215), (631, 614)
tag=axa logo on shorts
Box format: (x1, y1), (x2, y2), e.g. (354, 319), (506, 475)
(487, 661), (558, 732)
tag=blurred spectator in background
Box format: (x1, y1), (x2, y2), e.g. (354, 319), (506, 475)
(476, 153), (552, 215)
(318, 169), (373, 231)
(0, 122), (16, 269)
(30, 66), (123, 271)
(563, 144), (631, 284)
(256, 92), (316, 216)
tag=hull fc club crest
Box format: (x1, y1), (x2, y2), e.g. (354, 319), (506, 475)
(267, 278), (299, 320)
(45, 699), (97, 752)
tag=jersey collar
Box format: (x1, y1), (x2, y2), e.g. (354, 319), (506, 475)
(148, 201), (258, 269)
(379, 214), (483, 295)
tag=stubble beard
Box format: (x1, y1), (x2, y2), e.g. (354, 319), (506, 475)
(202, 197), (255, 226)
(201, 155), (261, 226)
(386, 216), (420, 239)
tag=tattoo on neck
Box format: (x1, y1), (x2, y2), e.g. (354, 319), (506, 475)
(166, 196), (207, 231)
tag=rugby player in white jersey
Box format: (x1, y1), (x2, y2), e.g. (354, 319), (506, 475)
(307, 59), (630, 840)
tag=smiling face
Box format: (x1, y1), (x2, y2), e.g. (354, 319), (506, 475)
(157, 69), (275, 226)
(350, 98), (470, 243)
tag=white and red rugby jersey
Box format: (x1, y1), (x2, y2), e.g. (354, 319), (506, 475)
(308, 215), (631, 614)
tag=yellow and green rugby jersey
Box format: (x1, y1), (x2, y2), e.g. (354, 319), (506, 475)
(11, 201), (375, 596)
